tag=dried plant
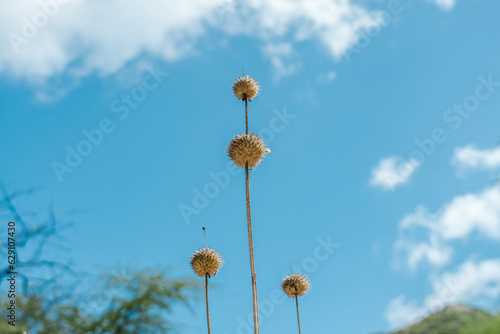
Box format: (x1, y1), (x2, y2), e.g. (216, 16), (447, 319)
(233, 75), (260, 101)
(282, 273), (310, 298)
(228, 133), (270, 168)
(228, 72), (268, 334)
(190, 228), (222, 334)
(282, 273), (310, 334)
(190, 248), (222, 278)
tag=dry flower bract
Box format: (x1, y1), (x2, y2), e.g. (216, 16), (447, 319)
(228, 134), (269, 168)
(191, 247), (223, 277)
(233, 75), (260, 101)
(282, 274), (310, 298)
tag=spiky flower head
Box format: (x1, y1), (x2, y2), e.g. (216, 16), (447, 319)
(227, 133), (270, 168)
(190, 247), (223, 278)
(282, 274), (310, 298)
(232, 75), (260, 101)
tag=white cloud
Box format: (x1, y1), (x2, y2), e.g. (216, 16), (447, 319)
(370, 156), (420, 191)
(261, 42), (300, 82)
(221, 0), (384, 59)
(0, 0), (380, 84)
(385, 295), (422, 330)
(0, 0), (449, 89)
(1, 0), (214, 83)
(386, 258), (500, 329)
(395, 186), (500, 270)
(428, 0), (456, 11)
(439, 188), (500, 240)
(396, 233), (453, 270)
(452, 145), (500, 171)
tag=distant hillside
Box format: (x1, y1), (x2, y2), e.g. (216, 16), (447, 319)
(391, 305), (500, 334)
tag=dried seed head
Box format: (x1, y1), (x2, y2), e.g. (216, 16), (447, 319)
(227, 133), (269, 168)
(190, 247), (223, 277)
(282, 273), (310, 298)
(232, 75), (260, 101)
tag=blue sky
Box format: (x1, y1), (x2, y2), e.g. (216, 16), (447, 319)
(1, 0), (500, 333)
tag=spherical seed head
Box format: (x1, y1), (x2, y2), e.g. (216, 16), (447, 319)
(227, 133), (269, 168)
(282, 274), (310, 298)
(232, 75), (260, 101)
(190, 247), (223, 278)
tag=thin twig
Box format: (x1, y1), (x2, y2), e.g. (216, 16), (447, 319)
(203, 226), (207, 248)
(244, 92), (259, 334)
(205, 274), (211, 334)
(296, 297), (302, 334)
(246, 161), (259, 334)
(245, 98), (249, 135)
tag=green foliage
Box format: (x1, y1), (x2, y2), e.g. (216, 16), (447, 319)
(1, 270), (197, 334)
(393, 306), (498, 334)
(0, 295), (39, 333)
(463, 315), (500, 334)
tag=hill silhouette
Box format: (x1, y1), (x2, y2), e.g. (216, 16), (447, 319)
(390, 304), (500, 334)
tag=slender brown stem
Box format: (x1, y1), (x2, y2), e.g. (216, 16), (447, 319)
(246, 161), (259, 334)
(245, 98), (249, 135)
(205, 274), (211, 334)
(203, 226), (207, 248)
(244, 94), (259, 333)
(295, 297), (302, 334)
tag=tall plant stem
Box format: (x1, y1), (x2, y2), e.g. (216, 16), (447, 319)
(295, 297), (302, 334)
(244, 96), (259, 333)
(205, 274), (211, 334)
(245, 98), (249, 135)
(246, 161), (259, 334)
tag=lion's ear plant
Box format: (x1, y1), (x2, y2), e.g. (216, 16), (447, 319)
(190, 227), (222, 334)
(282, 271), (311, 334)
(227, 73), (270, 334)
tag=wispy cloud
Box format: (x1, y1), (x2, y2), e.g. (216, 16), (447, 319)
(261, 42), (300, 82)
(394, 186), (500, 270)
(386, 258), (500, 329)
(452, 145), (500, 171)
(0, 0), (448, 90)
(370, 156), (420, 191)
(428, 0), (456, 12)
